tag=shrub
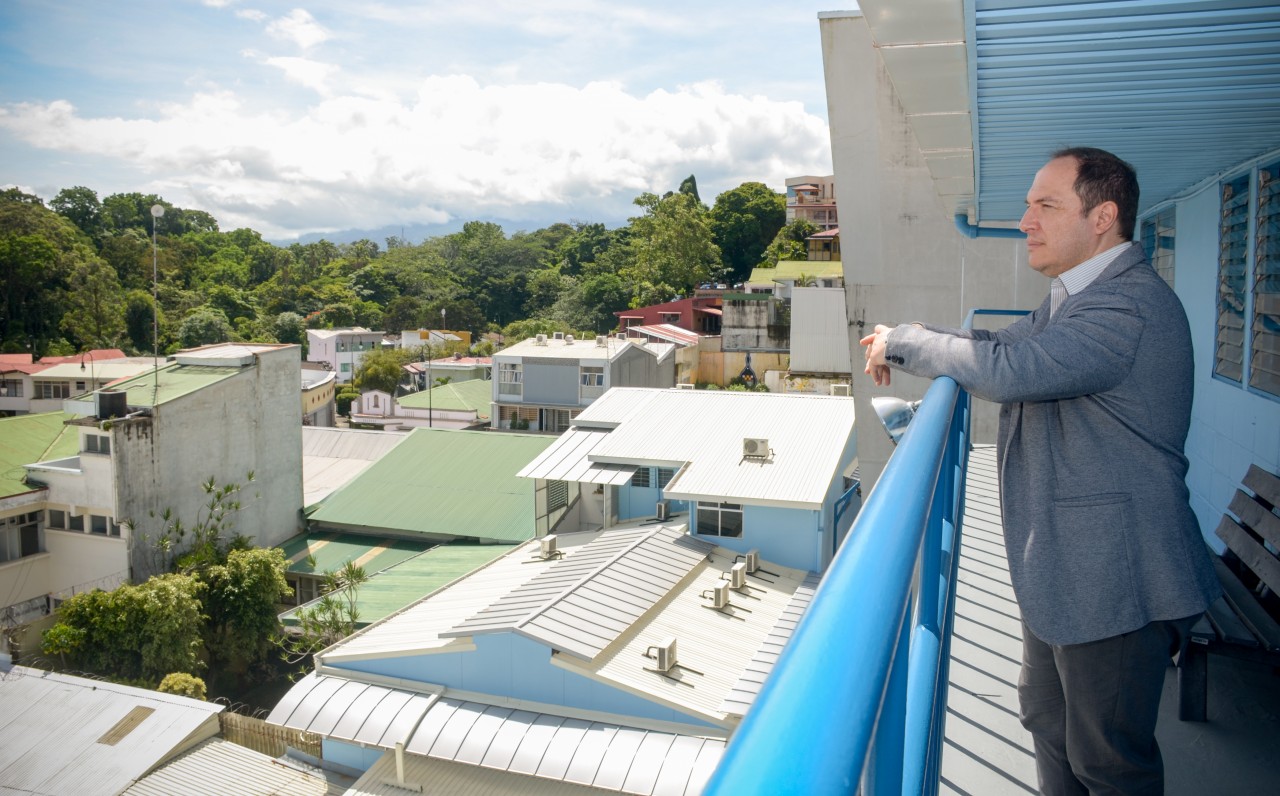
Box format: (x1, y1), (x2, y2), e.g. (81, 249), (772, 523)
(157, 672), (207, 700)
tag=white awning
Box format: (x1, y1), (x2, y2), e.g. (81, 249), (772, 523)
(517, 427), (638, 485)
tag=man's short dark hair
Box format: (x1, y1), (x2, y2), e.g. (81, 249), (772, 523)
(1051, 146), (1140, 241)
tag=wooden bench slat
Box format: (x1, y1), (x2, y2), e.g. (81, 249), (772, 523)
(1227, 489), (1280, 551)
(1209, 538), (1280, 651)
(1215, 514), (1280, 598)
(1203, 591), (1259, 648)
(1242, 463), (1280, 508)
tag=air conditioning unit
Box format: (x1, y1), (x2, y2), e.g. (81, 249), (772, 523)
(616, 332), (627, 340)
(596, 335), (608, 347)
(830, 383), (851, 397)
(728, 561), (748, 590)
(535, 333), (548, 345)
(743, 438), (769, 458)
(702, 580), (730, 609)
(656, 501), (670, 521)
(675, 383), (695, 390)
(540, 534), (558, 559)
(744, 549), (760, 574)
(553, 332), (565, 340)
(565, 334), (575, 343)
(647, 636), (678, 673)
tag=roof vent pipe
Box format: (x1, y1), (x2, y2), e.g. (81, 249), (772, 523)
(953, 213), (1026, 240)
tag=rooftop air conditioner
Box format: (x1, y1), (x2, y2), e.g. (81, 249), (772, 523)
(540, 534), (558, 559)
(616, 332), (627, 340)
(743, 438), (769, 458)
(675, 383), (695, 390)
(553, 332), (565, 340)
(656, 501), (670, 521)
(596, 335), (608, 347)
(728, 561), (747, 590)
(702, 580), (731, 609)
(830, 383), (851, 397)
(535, 334), (548, 345)
(647, 636), (678, 673)
(745, 549), (760, 574)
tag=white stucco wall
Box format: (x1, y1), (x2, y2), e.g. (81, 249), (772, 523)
(115, 346), (304, 578)
(821, 12), (1046, 489)
(43, 529), (129, 598)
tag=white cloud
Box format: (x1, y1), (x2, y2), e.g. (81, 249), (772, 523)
(262, 56), (338, 94)
(235, 9), (267, 22)
(0, 78), (830, 240)
(266, 9), (330, 49)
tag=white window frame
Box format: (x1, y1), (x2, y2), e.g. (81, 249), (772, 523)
(696, 501), (743, 538)
(498, 362), (523, 397)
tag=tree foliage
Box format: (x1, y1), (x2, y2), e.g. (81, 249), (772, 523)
(709, 182), (786, 282)
(622, 192), (723, 308)
(202, 547), (290, 675)
(354, 346), (413, 393)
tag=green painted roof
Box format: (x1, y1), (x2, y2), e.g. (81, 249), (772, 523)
(397, 378), (492, 418)
(306, 428), (555, 543)
(280, 542), (512, 627)
(0, 412), (79, 497)
(276, 531), (434, 576)
(747, 259), (844, 284)
(65, 363), (240, 409)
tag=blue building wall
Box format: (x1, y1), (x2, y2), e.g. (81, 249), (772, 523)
(330, 633), (718, 730)
(616, 474), (692, 521)
(324, 738), (383, 772)
(1161, 155), (1280, 550)
(685, 503), (823, 573)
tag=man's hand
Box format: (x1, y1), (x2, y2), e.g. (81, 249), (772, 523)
(859, 324), (895, 387)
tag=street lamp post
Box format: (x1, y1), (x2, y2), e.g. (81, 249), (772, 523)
(80, 351), (96, 393)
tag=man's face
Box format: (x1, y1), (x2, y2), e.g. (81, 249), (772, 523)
(1019, 157), (1102, 278)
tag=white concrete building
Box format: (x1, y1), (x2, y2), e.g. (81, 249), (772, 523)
(492, 334), (675, 432)
(305, 327), (384, 383)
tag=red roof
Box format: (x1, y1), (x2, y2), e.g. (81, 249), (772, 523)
(808, 227), (840, 239)
(39, 348), (128, 364)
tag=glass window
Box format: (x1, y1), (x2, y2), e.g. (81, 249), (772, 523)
(83, 434), (110, 454)
(498, 362), (522, 396)
(33, 381), (71, 400)
(90, 515), (108, 535)
(580, 366), (604, 387)
(656, 468), (675, 489)
(631, 468), (651, 488)
(1252, 159), (1279, 397)
(0, 381), (22, 398)
(69, 514), (84, 532)
(1215, 160), (1280, 398)
(47, 509), (66, 529)
(696, 502), (743, 538)
(1140, 206), (1176, 288)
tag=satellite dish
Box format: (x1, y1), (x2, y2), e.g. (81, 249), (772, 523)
(871, 396), (921, 446)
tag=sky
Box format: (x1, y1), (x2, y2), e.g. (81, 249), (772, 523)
(0, 1), (845, 243)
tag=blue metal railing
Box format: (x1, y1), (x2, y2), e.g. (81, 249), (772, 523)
(706, 309), (1027, 795)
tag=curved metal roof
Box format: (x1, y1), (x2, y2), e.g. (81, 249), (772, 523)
(856, 0), (1280, 224)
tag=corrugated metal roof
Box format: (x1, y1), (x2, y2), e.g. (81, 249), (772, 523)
(277, 683), (723, 796)
(855, 0), (1280, 223)
(576, 389), (857, 509)
(446, 525), (715, 661)
(396, 378), (492, 416)
(788, 288), (854, 375)
(319, 534), (603, 663)
(24, 362), (154, 381)
(717, 572), (820, 717)
(306, 428), (554, 543)
(626, 325), (701, 347)
(279, 542), (512, 628)
(277, 531), (433, 576)
(498, 337), (635, 360)
(121, 737), (340, 796)
(746, 259), (844, 285)
(572, 389), (664, 429)
(517, 427), (639, 485)
(0, 411), (78, 497)
(0, 666), (222, 796)
(347, 751), (611, 795)
(302, 427), (407, 509)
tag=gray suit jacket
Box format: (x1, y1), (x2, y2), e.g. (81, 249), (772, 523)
(887, 243), (1220, 645)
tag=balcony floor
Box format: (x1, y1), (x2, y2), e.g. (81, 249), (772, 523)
(943, 445), (1280, 796)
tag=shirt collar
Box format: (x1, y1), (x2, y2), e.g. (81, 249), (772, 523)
(1059, 241), (1134, 296)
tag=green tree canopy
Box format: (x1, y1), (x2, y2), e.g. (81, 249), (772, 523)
(201, 547), (290, 675)
(710, 182), (786, 283)
(622, 191), (723, 307)
(61, 256), (126, 349)
(355, 346), (412, 393)
(178, 306), (233, 348)
(762, 218), (819, 267)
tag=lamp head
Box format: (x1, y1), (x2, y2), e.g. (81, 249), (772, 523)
(871, 396), (921, 446)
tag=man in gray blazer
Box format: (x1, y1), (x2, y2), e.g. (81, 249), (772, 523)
(861, 147), (1220, 795)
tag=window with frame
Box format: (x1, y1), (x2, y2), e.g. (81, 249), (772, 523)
(90, 515), (108, 535)
(656, 468), (675, 489)
(0, 381), (21, 398)
(630, 468), (651, 488)
(696, 502), (743, 538)
(547, 480), (569, 512)
(33, 381), (70, 400)
(1140, 206), (1176, 288)
(498, 362), (523, 396)
(1, 513), (41, 562)
(83, 434), (110, 455)
(580, 366), (604, 387)
(1215, 159), (1280, 397)
(69, 514), (84, 532)
(47, 509), (66, 529)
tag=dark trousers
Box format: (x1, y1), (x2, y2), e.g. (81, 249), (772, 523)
(1018, 615), (1199, 796)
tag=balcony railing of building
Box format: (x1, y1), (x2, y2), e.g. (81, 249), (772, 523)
(705, 308), (1027, 796)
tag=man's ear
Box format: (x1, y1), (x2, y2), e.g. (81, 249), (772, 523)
(1092, 200), (1119, 235)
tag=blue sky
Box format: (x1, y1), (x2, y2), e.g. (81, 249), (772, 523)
(0, 1), (844, 242)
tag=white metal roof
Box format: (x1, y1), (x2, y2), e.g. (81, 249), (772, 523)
(272, 678), (723, 796)
(318, 532), (605, 664)
(517, 427), (638, 486)
(28, 361), (155, 381)
(788, 288), (853, 376)
(445, 525), (715, 661)
(346, 751), (610, 795)
(302, 427), (408, 508)
(173, 343), (290, 366)
(497, 337), (676, 364)
(0, 666), (222, 796)
(574, 388), (857, 508)
(121, 738), (340, 796)
(717, 572), (821, 717)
